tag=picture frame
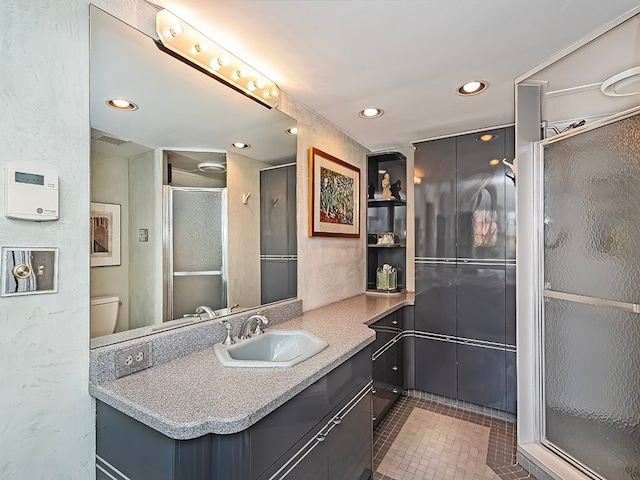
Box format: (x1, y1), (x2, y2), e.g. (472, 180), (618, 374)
(90, 202), (121, 267)
(308, 147), (360, 238)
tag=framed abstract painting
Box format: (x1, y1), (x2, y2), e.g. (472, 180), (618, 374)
(309, 147), (360, 238)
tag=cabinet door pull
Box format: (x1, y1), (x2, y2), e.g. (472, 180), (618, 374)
(392, 365), (398, 371)
(332, 418), (342, 425)
(372, 415), (377, 422)
(316, 434), (326, 443)
(371, 388), (377, 394)
(392, 320), (398, 325)
(392, 388), (398, 394)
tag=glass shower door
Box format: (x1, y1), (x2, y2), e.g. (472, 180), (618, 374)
(165, 187), (227, 321)
(541, 112), (640, 480)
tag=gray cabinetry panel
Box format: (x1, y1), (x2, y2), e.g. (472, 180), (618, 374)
(505, 265), (516, 346)
(415, 264), (456, 335)
(371, 310), (403, 428)
(506, 350), (517, 414)
(457, 344), (507, 411)
(456, 265), (506, 344)
(261, 259), (297, 305)
(261, 166), (293, 256)
(413, 127), (515, 414)
(328, 388), (373, 480)
(456, 128), (506, 261)
(414, 136), (457, 260)
(414, 337), (457, 398)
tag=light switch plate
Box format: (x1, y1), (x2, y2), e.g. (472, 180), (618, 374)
(1, 247), (58, 297)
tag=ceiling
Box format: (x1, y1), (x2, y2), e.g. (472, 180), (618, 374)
(159, 0), (640, 151)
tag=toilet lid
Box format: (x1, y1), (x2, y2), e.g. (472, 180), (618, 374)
(91, 295), (120, 306)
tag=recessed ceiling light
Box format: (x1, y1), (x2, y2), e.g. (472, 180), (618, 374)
(601, 66), (640, 97)
(106, 98), (138, 111)
(197, 162), (226, 173)
(285, 127), (298, 136)
(477, 134), (498, 142)
(232, 142), (250, 149)
(359, 107), (384, 119)
(378, 169), (387, 174)
(457, 81), (487, 96)
(489, 158), (500, 166)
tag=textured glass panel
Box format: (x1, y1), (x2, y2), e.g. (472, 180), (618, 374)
(544, 115), (640, 302)
(172, 189), (224, 272)
(172, 275), (224, 319)
(544, 298), (640, 480)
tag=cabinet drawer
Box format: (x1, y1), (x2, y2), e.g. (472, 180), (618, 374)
(372, 328), (396, 354)
(371, 310), (402, 330)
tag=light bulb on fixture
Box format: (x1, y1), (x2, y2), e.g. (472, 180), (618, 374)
(247, 81), (256, 91)
(106, 98), (138, 111)
(478, 134), (497, 142)
(163, 23), (183, 38)
(359, 107), (384, 119)
(218, 55), (231, 67)
(457, 80), (488, 96)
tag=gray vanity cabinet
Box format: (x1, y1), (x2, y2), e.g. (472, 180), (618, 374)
(370, 310), (403, 428)
(96, 347), (372, 480)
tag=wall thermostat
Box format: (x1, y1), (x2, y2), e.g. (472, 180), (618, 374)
(4, 167), (59, 221)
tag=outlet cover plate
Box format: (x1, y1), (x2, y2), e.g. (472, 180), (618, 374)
(115, 342), (152, 378)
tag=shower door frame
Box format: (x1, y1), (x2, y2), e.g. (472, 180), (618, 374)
(533, 105), (640, 480)
(163, 186), (228, 323)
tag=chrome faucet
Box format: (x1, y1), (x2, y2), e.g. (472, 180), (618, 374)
(195, 305), (218, 320)
(238, 314), (268, 340)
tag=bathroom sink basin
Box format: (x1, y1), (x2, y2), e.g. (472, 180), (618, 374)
(213, 330), (328, 367)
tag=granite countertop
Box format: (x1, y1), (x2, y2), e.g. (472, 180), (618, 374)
(89, 293), (413, 440)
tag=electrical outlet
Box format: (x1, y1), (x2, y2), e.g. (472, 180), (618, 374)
(115, 342), (152, 378)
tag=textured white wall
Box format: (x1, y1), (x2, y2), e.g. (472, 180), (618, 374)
(90, 150), (130, 332)
(128, 149), (163, 328)
(0, 0), (94, 478)
(279, 93), (370, 311)
(226, 151), (266, 308)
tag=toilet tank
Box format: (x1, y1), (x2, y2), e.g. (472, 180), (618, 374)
(90, 295), (120, 338)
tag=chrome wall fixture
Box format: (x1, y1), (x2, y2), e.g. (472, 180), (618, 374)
(155, 9), (280, 109)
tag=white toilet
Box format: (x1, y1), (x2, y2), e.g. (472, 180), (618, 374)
(90, 295), (120, 338)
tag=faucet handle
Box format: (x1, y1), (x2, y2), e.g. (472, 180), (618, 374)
(221, 320), (235, 345)
(252, 315), (268, 335)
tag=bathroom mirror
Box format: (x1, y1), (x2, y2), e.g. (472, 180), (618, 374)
(89, 6), (297, 346)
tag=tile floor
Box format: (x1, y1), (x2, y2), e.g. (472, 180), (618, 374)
(373, 394), (536, 480)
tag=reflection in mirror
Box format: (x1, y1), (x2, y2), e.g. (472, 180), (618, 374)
(89, 7), (297, 346)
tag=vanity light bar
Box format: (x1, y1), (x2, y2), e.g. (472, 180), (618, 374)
(155, 9), (280, 109)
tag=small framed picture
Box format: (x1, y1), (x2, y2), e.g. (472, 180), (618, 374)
(90, 202), (121, 267)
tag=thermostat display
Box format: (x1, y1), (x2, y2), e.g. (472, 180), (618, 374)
(15, 171), (45, 186)
(4, 167), (59, 221)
